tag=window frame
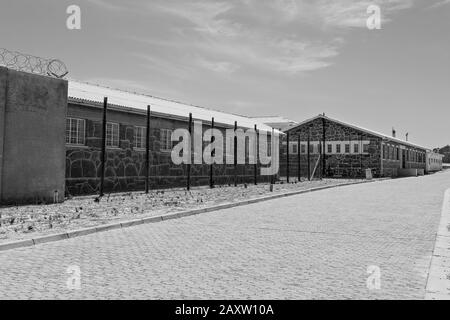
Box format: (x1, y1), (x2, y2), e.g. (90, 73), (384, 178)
(134, 126), (147, 150)
(66, 118), (86, 146)
(160, 128), (173, 152)
(301, 144), (306, 154)
(106, 122), (120, 148)
(345, 144), (350, 154)
(327, 144), (332, 154)
(290, 143), (298, 155)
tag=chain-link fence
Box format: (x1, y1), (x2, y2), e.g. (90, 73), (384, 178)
(0, 48), (68, 78)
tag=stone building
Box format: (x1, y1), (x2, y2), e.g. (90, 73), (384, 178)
(279, 114), (440, 179)
(66, 81), (276, 196)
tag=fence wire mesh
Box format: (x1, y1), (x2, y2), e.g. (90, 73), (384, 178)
(0, 48), (68, 78)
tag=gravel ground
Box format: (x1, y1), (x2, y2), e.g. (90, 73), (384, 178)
(0, 179), (363, 243)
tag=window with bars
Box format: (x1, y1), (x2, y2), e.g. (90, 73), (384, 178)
(336, 144), (341, 154)
(327, 144), (332, 154)
(345, 144), (350, 154)
(106, 122), (120, 148)
(160, 129), (173, 151)
(66, 118), (85, 146)
(290, 143), (298, 155)
(134, 126), (146, 149)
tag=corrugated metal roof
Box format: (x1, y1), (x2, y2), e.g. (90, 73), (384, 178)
(287, 114), (432, 151)
(68, 80), (278, 133)
(250, 116), (298, 124)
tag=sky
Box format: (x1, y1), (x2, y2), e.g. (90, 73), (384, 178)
(0, 0), (449, 148)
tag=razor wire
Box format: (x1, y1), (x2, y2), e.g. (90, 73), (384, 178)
(0, 48), (68, 78)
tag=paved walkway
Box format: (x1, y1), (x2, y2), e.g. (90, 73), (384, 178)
(1, 172), (450, 299)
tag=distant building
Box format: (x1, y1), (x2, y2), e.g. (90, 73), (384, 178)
(280, 114), (442, 179)
(250, 116), (298, 132)
(426, 151), (444, 173)
(436, 145), (450, 163)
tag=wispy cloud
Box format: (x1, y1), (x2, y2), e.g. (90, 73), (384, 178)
(115, 0), (417, 77)
(132, 52), (194, 80)
(154, 1), (240, 37)
(196, 58), (240, 74)
(428, 0), (450, 8)
(314, 0), (415, 28)
(144, 1), (344, 75)
(85, 0), (136, 11)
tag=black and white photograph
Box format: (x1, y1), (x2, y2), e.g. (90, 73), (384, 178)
(0, 0), (449, 309)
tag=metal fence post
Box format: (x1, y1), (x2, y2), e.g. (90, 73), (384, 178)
(360, 133), (363, 178)
(286, 131), (290, 183)
(234, 121), (238, 187)
(145, 105), (151, 194)
(210, 117), (215, 188)
(307, 127), (311, 181)
(322, 117), (326, 178)
(297, 134), (301, 182)
(99, 97), (107, 197)
(271, 128), (275, 185)
(319, 140), (323, 180)
(187, 113), (192, 191)
(254, 124), (258, 185)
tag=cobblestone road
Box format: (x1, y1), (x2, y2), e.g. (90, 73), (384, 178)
(1, 172), (450, 299)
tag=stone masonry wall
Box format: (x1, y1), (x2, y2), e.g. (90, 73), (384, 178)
(66, 103), (272, 196)
(279, 117), (382, 179)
